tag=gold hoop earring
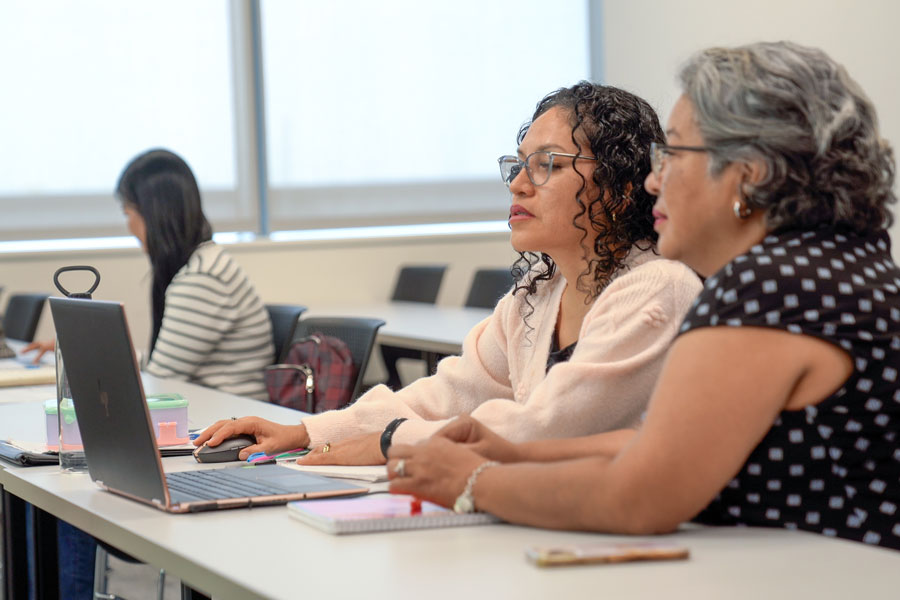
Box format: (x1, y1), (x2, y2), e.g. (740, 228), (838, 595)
(733, 200), (752, 220)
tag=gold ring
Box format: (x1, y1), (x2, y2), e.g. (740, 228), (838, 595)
(322, 442), (331, 453)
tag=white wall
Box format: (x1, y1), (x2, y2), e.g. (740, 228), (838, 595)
(600, 0), (900, 261)
(0, 234), (516, 358)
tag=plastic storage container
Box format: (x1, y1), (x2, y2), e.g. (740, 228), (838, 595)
(45, 393), (189, 450)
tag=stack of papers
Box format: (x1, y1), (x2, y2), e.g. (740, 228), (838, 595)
(0, 365), (56, 388)
(279, 463), (388, 483)
(0, 349), (56, 388)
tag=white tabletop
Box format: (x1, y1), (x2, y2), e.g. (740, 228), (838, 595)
(2, 377), (898, 599)
(3, 462), (898, 599)
(307, 302), (492, 354)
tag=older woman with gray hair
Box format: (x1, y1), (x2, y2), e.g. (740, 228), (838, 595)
(387, 41), (900, 551)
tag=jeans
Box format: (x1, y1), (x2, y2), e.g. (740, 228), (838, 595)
(57, 520), (97, 599)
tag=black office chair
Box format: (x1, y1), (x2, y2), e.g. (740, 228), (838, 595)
(0, 323), (14, 359)
(464, 268), (516, 309)
(265, 303), (308, 363)
(0, 286), (10, 357)
(3, 293), (49, 342)
(291, 316), (386, 403)
(381, 265), (447, 389)
(390, 265), (447, 304)
(424, 268), (515, 373)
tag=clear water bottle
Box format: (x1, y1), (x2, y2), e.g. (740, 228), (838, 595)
(53, 265), (100, 473)
(56, 338), (88, 472)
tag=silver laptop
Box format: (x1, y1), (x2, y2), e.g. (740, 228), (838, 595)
(49, 297), (365, 513)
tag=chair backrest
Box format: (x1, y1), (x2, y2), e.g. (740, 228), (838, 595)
(265, 303), (307, 363)
(390, 265), (447, 304)
(464, 268), (516, 309)
(291, 316), (385, 402)
(3, 293), (50, 342)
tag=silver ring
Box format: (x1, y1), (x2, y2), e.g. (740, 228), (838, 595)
(230, 416), (237, 421)
(394, 458), (406, 477)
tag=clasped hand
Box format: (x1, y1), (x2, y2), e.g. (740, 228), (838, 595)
(387, 416), (516, 508)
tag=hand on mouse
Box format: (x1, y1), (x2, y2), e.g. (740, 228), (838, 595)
(297, 431), (385, 466)
(194, 417), (310, 461)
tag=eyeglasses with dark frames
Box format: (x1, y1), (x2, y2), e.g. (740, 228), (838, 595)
(650, 142), (713, 177)
(497, 151), (598, 189)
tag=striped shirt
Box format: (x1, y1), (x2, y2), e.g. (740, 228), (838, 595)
(144, 242), (274, 400)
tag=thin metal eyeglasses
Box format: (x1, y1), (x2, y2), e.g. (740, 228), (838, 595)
(650, 142), (713, 177)
(497, 151), (598, 189)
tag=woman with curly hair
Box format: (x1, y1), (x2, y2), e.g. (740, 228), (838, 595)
(387, 42), (900, 552)
(195, 82), (702, 464)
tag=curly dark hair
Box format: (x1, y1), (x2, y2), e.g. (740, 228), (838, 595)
(680, 41), (896, 235)
(510, 82), (665, 311)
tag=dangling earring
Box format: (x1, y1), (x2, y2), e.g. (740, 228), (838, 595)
(733, 200), (752, 219)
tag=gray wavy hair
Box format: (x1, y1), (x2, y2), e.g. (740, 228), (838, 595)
(679, 41), (895, 234)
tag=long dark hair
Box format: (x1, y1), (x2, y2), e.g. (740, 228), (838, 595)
(511, 83), (664, 312)
(115, 149), (213, 351)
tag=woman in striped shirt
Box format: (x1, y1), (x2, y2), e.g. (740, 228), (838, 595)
(25, 149), (275, 398)
(116, 148), (274, 400)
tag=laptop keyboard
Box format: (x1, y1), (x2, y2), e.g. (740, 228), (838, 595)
(166, 468), (286, 501)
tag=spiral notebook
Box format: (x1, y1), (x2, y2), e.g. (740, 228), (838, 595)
(287, 494), (500, 534)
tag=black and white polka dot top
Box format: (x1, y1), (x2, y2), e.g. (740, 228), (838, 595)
(680, 228), (900, 551)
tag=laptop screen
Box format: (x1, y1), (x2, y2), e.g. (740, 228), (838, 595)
(50, 297), (169, 506)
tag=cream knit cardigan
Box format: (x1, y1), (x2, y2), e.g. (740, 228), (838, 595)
(303, 247), (702, 446)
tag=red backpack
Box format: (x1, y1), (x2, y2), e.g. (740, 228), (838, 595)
(264, 333), (357, 413)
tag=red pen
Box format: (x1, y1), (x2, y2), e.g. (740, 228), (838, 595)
(409, 498), (423, 515)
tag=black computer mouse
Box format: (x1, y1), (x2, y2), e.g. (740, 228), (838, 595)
(193, 434), (256, 463)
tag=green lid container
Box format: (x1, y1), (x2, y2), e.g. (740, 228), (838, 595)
(44, 393), (186, 424)
(44, 398), (77, 424)
(146, 393), (188, 410)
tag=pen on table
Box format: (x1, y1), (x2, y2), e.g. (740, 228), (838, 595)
(246, 448), (309, 464)
(409, 498), (422, 515)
